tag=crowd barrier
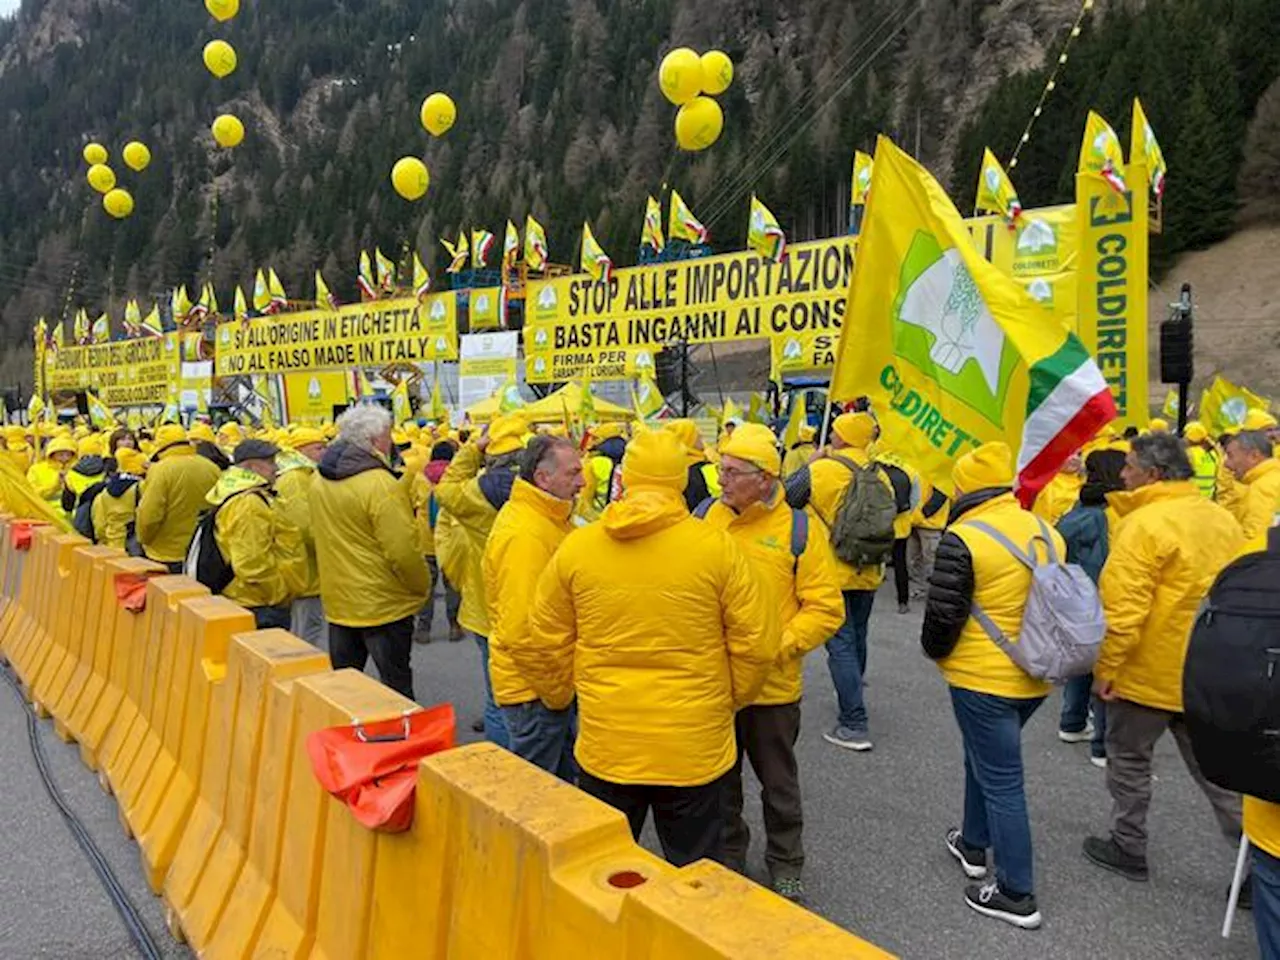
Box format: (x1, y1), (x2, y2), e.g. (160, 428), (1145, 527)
(0, 515), (893, 958)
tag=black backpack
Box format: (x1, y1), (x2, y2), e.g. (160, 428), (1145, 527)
(1183, 528), (1280, 803)
(183, 490), (267, 594)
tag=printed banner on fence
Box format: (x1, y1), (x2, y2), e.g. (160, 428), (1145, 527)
(458, 331), (518, 410)
(214, 293), (459, 375)
(523, 328), (659, 383)
(48, 334), (179, 406)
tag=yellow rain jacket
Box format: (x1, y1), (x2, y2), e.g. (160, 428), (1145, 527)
(26, 458), (66, 509)
(702, 489), (843, 705)
(481, 479), (575, 706)
(1031, 470), (1084, 526)
(781, 442), (815, 478)
(89, 476), (141, 550)
(802, 448), (889, 590)
(207, 467), (305, 610)
(1236, 458), (1280, 541)
(1096, 481), (1243, 712)
(310, 440), (429, 628)
(135, 443), (221, 563)
(274, 451), (320, 598)
(529, 486), (775, 787)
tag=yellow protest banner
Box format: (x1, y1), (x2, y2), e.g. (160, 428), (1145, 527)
(214, 293), (458, 375)
(48, 334), (179, 406)
(282, 371), (351, 424)
(468, 287), (503, 331)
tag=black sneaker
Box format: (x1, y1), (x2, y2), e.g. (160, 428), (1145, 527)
(1229, 875), (1253, 911)
(964, 881), (1041, 929)
(945, 828), (988, 879)
(1083, 836), (1149, 882)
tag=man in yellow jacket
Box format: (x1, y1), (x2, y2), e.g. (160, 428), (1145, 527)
(784, 411), (890, 752)
(1183, 422), (1220, 499)
(921, 442), (1061, 930)
(698, 424), (842, 901)
(276, 427), (326, 646)
(435, 414), (526, 747)
(310, 405), (429, 699)
(481, 435), (584, 780)
(136, 424), (221, 572)
(1083, 432), (1244, 882)
(781, 424), (817, 478)
(1225, 428), (1280, 541)
(529, 429), (775, 867)
(88, 447), (146, 551)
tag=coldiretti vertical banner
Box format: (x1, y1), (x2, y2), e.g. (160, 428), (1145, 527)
(1076, 163), (1149, 428)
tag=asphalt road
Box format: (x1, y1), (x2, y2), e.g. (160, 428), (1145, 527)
(0, 581), (1261, 959)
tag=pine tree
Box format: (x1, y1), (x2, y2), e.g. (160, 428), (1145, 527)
(1166, 81), (1237, 250)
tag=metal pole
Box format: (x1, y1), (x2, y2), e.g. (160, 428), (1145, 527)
(680, 340), (689, 417)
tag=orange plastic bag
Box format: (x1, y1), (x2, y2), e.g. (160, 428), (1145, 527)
(11, 521), (47, 551)
(114, 571), (160, 612)
(306, 703), (455, 832)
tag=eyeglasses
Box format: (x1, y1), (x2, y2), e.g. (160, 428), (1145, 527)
(717, 464), (763, 481)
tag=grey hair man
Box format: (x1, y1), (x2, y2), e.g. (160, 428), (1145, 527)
(1224, 429), (1280, 541)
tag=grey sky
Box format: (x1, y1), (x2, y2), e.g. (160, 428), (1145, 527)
(0, 0), (18, 16)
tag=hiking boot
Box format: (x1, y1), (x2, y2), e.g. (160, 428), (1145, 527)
(772, 877), (806, 903)
(1058, 722), (1095, 744)
(822, 726), (872, 751)
(945, 828), (988, 879)
(897, 602), (910, 614)
(1083, 836), (1149, 881)
(412, 624), (432, 645)
(964, 881), (1041, 930)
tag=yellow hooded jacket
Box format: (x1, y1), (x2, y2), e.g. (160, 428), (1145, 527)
(702, 489), (843, 705)
(481, 478), (575, 706)
(800, 449), (889, 590)
(135, 443), (221, 563)
(1096, 481), (1243, 712)
(90, 475), (141, 550)
(1236, 458), (1280, 542)
(208, 467), (306, 610)
(1031, 470), (1084, 526)
(529, 486), (776, 787)
(274, 451), (320, 598)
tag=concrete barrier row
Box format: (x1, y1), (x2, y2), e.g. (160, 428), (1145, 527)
(0, 517), (892, 959)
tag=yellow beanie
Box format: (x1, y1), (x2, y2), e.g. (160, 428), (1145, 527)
(589, 422), (627, 447)
(153, 423), (189, 451)
(663, 418), (702, 452)
(1149, 418), (1169, 433)
(952, 441), (1014, 493)
(1184, 422), (1208, 444)
(486, 414), (527, 456)
(188, 422), (216, 444)
(115, 448), (147, 476)
(833, 412), (877, 449)
(77, 435), (105, 458)
(1243, 409), (1278, 431)
(622, 428), (689, 492)
(289, 426), (326, 449)
(797, 424), (816, 443)
(719, 423), (781, 476)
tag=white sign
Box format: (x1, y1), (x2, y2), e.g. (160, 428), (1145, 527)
(458, 331), (519, 412)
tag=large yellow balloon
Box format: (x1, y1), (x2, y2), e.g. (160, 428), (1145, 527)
(86, 164), (116, 194)
(203, 39), (237, 79)
(205, 0), (239, 22)
(211, 114), (245, 149)
(700, 50), (733, 95)
(122, 141), (151, 172)
(103, 188), (134, 219)
(83, 142), (108, 166)
(674, 96), (724, 151)
(420, 93), (457, 137)
(659, 47), (704, 105)
(391, 157), (430, 201)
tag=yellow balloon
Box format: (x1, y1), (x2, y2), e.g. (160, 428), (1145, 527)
(103, 188), (134, 219)
(83, 142), (108, 166)
(86, 164), (116, 194)
(420, 92), (457, 137)
(122, 141), (151, 172)
(659, 47), (704, 106)
(204, 0), (239, 22)
(203, 39), (237, 79)
(674, 96), (724, 152)
(211, 114), (245, 149)
(700, 50), (733, 95)
(391, 157), (430, 201)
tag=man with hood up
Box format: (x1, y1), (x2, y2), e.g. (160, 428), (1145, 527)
(136, 424), (222, 573)
(80, 448), (147, 551)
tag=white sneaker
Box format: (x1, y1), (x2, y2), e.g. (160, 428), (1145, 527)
(1058, 723), (1094, 744)
(1090, 755), (1108, 769)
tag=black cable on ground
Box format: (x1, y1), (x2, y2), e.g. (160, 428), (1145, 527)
(0, 664), (164, 960)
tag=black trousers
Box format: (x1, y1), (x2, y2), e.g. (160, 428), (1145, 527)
(328, 615), (415, 700)
(250, 605), (291, 630)
(891, 536), (909, 606)
(578, 768), (729, 867)
(723, 702), (804, 881)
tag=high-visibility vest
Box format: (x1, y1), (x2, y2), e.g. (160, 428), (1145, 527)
(1188, 445), (1219, 499)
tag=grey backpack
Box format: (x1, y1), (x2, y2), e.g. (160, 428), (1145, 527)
(963, 516), (1105, 683)
(826, 455), (898, 567)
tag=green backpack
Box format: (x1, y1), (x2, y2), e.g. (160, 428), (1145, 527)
(824, 455), (897, 566)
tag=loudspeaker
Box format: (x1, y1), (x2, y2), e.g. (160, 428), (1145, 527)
(1159, 318), (1193, 385)
(654, 346), (683, 397)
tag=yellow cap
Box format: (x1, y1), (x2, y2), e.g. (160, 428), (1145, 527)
(189, 422), (217, 444)
(1243, 409), (1278, 431)
(289, 426), (326, 449)
(952, 441), (1014, 493)
(832, 412), (876, 449)
(153, 423), (189, 451)
(77, 435), (105, 458)
(486, 414), (527, 456)
(719, 423), (781, 476)
(1184, 422), (1209, 444)
(663, 418), (702, 451)
(622, 428), (688, 492)
(1149, 418), (1169, 433)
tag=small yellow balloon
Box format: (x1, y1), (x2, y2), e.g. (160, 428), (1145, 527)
(203, 39), (237, 79)
(700, 50), (733, 95)
(204, 0), (239, 22)
(211, 113), (245, 149)
(103, 188), (134, 219)
(659, 47), (704, 106)
(674, 96), (724, 152)
(420, 92), (457, 137)
(86, 164), (117, 194)
(122, 141), (151, 172)
(83, 142), (108, 166)
(391, 157), (430, 201)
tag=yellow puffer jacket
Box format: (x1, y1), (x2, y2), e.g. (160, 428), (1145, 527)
(310, 440), (430, 628)
(936, 492), (1062, 700)
(1096, 480), (1243, 712)
(801, 449), (888, 590)
(1236, 458), (1280, 541)
(702, 490), (843, 705)
(434, 444), (517, 638)
(274, 456), (320, 598)
(89, 478), (140, 550)
(529, 486), (776, 786)
(208, 467), (306, 610)
(1032, 470), (1084, 526)
(481, 479), (575, 706)
(135, 444), (221, 563)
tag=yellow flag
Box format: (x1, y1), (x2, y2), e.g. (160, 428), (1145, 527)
(27, 392), (45, 423)
(781, 392), (806, 449)
(358, 250), (377, 299)
(497, 375), (524, 414)
(268, 268), (288, 311)
(974, 148), (1022, 222)
(720, 396), (744, 428)
(747, 392), (770, 425)
(642, 196), (665, 253)
(253, 269), (272, 312)
(1161, 389), (1180, 420)
(579, 368), (597, 425)
(374, 249), (396, 293)
(86, 390), (115, 428)
(172, 285), (193, 324)
(391, 378), (412, 425)
(830, 136), (1116, 501)
(234, 285), (249, 321)
(632, 372), (664, 420)
(315, 269), (337, 310)
(471, 229), (495, 269)
(668, 189), (708, 244)
(851, 150), (874, 205)
(430, 376), (449, 424)
(503, 220), (520, 270)
(73, 308), (89, 345)
(1078, 110), (1127, 193)
(141, 305), (163, 338)
(1131, 98), (1167, 199)
(123, 299), (142, 336)
(580, 222), (613, 283)
(207, 283), (220, 316)
(91, 313), (109, 343)
(748, 194), (786, 262)
(443, 232), (468, 273)
(50, 320), (64, 350)
(524, 215), (548, 271)
(1199, 375), (1270, 434)
(357, 368), (377, 399)
(413, 254), (431, 301)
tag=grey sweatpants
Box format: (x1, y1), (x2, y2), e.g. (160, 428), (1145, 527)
(290, 596), (328, 649)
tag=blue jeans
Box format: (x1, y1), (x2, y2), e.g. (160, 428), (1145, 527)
(502, 700), (577, 783)
(825, 589), (875, 731)
(1060, 674), (1107, 757)
(949, 686), (1045, 897)
(473, 635), (509, 749)
(1257, 843), (1280, 960)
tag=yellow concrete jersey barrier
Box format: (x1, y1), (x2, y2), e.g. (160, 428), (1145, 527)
(0, 514), (893, 959)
